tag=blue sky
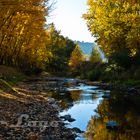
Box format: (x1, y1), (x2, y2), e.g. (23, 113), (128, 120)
(48, 0), (94, 42)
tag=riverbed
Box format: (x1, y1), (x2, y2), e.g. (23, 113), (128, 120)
(14, 77), (140, 140)
(45, 79), (140, 140)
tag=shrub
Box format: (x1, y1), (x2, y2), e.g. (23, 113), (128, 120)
(87, 68), (102, 81)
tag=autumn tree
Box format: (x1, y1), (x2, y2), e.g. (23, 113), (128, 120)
(69, 44), (85, 73)
(45, 24), (76, 73)
(83, 0), (140, 68)
(0, 0), (50, 73)
(86, 90), (140, 140)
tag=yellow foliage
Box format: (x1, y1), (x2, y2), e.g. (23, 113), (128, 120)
(84, 0), (140, 60)
(0, 0), (50, 71)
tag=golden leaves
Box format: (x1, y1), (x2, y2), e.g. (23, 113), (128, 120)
(84, 0), (140, 59)
(0, 0), (49, 71)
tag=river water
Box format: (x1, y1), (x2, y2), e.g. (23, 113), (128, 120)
(47, 81), (140, 140)
(59, 85), (104, 140)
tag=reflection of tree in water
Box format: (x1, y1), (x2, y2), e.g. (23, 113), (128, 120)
(86, 90), (140, 140)
(70, 90), (81, 102)
(46, 90), (82, 110)
(60, 90), (82, 110)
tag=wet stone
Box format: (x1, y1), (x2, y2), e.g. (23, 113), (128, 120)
(60, 115), (76, 122)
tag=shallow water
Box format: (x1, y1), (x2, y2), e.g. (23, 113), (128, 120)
(47, 84), (106, 139)
(60, 85), (103, 133)
(47, 82), (140, 140)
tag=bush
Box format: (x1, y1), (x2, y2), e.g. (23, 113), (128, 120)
(111, 50), (131, 68)
(101, 63), (125, 81)
(87, 68), (102, 81)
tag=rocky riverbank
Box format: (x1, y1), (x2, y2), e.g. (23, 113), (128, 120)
(1, 74), (140, 140)
(0, 76), (79, 140)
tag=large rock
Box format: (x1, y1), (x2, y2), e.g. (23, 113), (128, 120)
(60, 114), (76, 122)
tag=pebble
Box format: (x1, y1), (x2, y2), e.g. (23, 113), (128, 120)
(0, 78), (75, 140)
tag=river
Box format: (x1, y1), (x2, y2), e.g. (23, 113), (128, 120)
(46, 79), (140, 140)
(59, 84), (104, 140)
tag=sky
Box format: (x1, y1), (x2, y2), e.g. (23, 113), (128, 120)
(48, 0), (94, 42)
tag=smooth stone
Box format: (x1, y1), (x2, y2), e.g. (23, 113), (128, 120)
(47, 98), (55, 104)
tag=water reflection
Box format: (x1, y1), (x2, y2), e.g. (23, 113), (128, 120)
(86, 90), (140, 140)
(59, 85), (103, 133)
(46, 84), (103, 134)
(45, 83), (140, 140)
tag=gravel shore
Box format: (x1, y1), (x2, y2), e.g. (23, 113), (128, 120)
(0, 78), (76, 140)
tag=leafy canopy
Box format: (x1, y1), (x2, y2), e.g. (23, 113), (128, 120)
(83, 0), (140, 67)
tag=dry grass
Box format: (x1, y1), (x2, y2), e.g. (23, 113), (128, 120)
(0, 65), (20, 78)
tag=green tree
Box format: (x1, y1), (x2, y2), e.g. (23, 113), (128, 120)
(90, 47), (102, 64)
(46, 24), (76, 73)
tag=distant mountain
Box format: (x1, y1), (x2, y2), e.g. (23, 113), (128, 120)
(77, 41), (96, 55)
(77, 41), (107, 62)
